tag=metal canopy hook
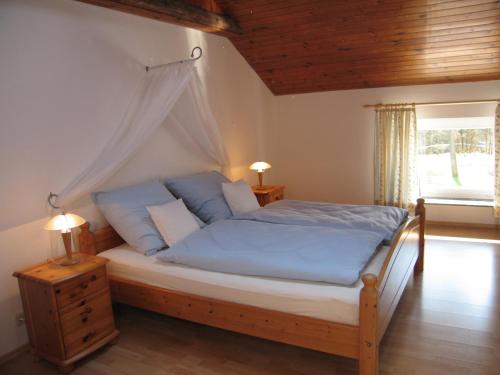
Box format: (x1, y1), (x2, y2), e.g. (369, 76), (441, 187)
(47, 192), (60, 209)
(145, 46), (203, 71)
(190, 46), (202, 60)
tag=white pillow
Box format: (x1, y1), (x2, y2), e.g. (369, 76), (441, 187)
(222, 179), (260, 215)
(147, 199), (200, 246)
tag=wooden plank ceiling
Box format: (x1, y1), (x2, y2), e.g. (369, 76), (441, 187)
(77, 0), (500, 95)
(218, 0), (500, 95)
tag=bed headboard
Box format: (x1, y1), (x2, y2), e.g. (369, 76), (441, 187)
(79, 222), (125, 255)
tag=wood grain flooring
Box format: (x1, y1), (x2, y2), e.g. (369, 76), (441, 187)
(1, 230), (499, 374)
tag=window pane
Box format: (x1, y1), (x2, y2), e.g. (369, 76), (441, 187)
(418, 124), (494, 200)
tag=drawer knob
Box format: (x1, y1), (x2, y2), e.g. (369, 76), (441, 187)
(81, 317), (88, 323)
(82, 331), (96, 343)
(90, 274), (97, 281)
(80, 299), (87, 306)
(80, 283), (89, 289)
(81, 306), (93, 315)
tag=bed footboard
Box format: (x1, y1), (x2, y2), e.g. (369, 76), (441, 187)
(358, 198), (425, 375)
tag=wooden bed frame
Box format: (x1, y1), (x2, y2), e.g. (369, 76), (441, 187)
(79, 199), (426, 375)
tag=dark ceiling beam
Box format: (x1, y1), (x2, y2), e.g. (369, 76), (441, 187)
(76, 0), (241, 35)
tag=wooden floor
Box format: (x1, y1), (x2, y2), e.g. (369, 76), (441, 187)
(1, 230), (499, 375)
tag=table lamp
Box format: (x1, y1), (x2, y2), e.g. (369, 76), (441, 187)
(44, 212), (86, 266)
(250, 161), (272, 188)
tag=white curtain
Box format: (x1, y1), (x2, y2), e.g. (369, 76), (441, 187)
(167, 72), (229, 170)
(495, 104), (500, 217)
(374, 104), (418, 209)
(55, 59), (229, 209)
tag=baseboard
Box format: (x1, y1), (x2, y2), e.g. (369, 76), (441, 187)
(0, 344), (30, 365)
(427, 221), (499, 229)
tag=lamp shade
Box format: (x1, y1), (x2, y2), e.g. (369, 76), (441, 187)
(249, 161), (272, 173)
(44, 213), (86, 232)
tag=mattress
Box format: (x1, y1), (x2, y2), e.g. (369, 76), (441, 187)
(100, 244), (390, 325)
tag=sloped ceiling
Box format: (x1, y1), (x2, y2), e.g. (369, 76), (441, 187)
(219, 0), (500, 95)
(77, 0), (500, 95)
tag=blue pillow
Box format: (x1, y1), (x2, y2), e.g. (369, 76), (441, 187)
(92, 180), (175, 255)
(165, 171), (232, 224)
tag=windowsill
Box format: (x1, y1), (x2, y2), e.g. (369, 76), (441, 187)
(424, 198), (494, 207)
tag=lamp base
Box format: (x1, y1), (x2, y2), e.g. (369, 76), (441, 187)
(253, 185), (268, 190)
(58, 231), (81, 266)
(55, 256), (81, 266)
(57, 258), (80, 266)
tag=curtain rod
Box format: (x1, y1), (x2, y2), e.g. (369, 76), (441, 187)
(145, 46), (202, 72)
(363, 98), (500, 108)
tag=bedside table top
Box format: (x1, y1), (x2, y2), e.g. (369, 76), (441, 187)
(13, 253), (108, 285)
(252, 185), (285, 194)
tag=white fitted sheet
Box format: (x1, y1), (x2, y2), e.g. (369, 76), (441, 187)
(100, 244), (389, 325)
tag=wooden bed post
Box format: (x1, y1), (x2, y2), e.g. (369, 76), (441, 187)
(359, 273), (378, 375)
(78, 222), (125, 255)
(79, 222), (97, 255)
(414, 198), (425, 273)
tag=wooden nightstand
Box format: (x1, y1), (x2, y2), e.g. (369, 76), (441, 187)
(13, 253), (119, 374)
(252, 185), (285, 206)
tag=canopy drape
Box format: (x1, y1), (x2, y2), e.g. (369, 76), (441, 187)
(54, 59), (229, 209)
(167, 72), (229, 171)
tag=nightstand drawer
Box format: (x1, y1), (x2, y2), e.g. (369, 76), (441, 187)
(63, 314), (115, 358)
(55, 266), (107, 308)
(60, 289), (113, 335)
(268, 188), (284, 203)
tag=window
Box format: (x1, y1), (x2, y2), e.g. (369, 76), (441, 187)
(417, 116), (494, 201)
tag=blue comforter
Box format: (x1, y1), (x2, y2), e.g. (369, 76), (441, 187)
(158, 219), (385, 285)
(157, 200), (408, 285)
(234, 200), (407, 242)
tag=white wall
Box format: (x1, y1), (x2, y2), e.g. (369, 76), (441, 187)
(266, 80), (500, 225)
(0, 0), (272, 356)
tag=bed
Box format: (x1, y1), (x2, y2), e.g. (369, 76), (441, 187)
(78, 198), (425, 375)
